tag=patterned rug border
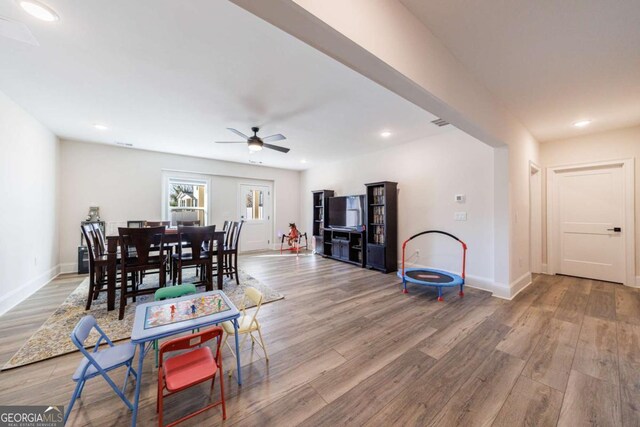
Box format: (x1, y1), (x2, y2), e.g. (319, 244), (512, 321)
(2, 270), (283, 371)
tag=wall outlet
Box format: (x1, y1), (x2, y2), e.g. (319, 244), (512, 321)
(455, 194), (466, 203)
(454, 212), (467, 221)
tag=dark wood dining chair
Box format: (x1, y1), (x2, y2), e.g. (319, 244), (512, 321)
(222, 221), (244, 285)
(117, 226), (168, 320)
(172, 225), (216, 288)
(81, 224), (107, 310)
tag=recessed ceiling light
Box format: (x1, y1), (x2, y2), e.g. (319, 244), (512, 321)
(573, 120), (591, 128)
(300, 159), (307, 164)
(18, 1), (60, 22)
(93, 124), (109, 131)
(380, 131), (392, 138)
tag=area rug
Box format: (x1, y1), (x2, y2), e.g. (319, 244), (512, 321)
(2, 270), (283, 370)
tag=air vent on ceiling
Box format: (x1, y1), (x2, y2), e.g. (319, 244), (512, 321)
(0, 16), (39, 46)
(115, 142), (133, 148)
(431, 118), (450, 127)
(248, 159), (263, 165)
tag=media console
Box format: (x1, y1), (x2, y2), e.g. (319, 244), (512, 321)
(312, 181), (397, 273)
(322, 228), (366, 267)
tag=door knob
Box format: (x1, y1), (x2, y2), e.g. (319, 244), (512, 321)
(607, 227), (622, 232)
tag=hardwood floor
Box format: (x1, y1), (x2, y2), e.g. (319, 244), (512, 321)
(1, 253), (639, 426)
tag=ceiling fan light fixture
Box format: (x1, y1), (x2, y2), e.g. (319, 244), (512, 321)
(248, 140), (263, 151)
(18, 0), (60, 22)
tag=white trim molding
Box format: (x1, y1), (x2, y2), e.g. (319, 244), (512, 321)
(0, 265), (60, 316)
(541, 263), (548, 274)
(546, 158), (636, 287)
(508, 272), (533, 300)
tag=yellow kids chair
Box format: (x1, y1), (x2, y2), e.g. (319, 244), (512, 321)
(221, 286), (268, 372)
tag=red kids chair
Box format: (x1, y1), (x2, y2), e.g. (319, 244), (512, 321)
(157, 327), (226, 426)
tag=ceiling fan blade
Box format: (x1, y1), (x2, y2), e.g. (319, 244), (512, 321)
(215, 141), (246, 144)
(226, 128), (249, 140)
(261, 134), (286, 143)
(263, 143), (290, 153)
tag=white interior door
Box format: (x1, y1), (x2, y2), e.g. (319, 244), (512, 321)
(238, 184), (272, 252)
(555, 165), (625, 283)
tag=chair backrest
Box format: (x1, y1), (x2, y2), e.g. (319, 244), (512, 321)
(154, 284), (197, 301)
(158, 327), (223, 368)
(71, 315), (114, 352)
(118, 226), (166, 266)
(177, 225), (216, 259)
(224, 222), (235, 248)
(127, 220), (146, 228)
(230, 220), (244, 250)
(81, 224), (99, 262)
(241, 286), (263, 328)
(91, 223), (106, 255)
(146, 221), (170, 228)
(177, 220), (200, 226)
(223, 220), (231, 233)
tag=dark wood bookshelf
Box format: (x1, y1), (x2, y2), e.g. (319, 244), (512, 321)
(365, 181), (398, 273)
(311, 190), (334, 254)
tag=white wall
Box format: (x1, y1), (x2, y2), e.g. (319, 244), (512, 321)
(540, 125), (640, 279)
(300, 128), (504, 294)
(0, 91), (60, 315)
(59, 140), (300, 271)
(232, 0), (540, 297)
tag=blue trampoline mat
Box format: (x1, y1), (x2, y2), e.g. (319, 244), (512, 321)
(397, 268), (464, 287)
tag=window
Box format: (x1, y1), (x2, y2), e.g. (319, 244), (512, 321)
(241, 186), (265, 220)
(164, 176), (209, 226)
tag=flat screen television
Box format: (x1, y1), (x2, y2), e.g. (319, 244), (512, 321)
(327, 195), (365, 229)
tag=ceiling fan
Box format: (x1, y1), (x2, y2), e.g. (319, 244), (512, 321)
(215, 127), (289, 153)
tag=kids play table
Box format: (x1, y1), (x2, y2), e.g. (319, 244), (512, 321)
(129, 290), (241, 426)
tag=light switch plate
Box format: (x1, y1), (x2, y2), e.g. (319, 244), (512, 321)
(454, 212), (467, 221)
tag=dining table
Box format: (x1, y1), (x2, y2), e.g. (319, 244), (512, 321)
(104, 229), (227, 311)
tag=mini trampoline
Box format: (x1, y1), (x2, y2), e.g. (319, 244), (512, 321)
(397, 230), (467, 301)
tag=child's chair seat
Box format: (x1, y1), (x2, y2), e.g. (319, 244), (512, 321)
(73, 341), (136, 380)
(163, 346), (217, 392)
(221, 316), (260, 334)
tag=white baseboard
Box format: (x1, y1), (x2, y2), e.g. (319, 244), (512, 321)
(59, 262), (78, 275)
(465, 275), (511, 299)
(0, 264), (60, 316)
(508, 272), (533, 300)
(541, 263), (548, 274)
(631, 276), (640, 288)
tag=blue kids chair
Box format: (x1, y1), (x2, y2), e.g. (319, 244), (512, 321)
(64, 315), (138, 425)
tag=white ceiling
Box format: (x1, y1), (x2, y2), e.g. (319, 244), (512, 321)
(401, 0), (640, 142)
(0, 0), (450, 170)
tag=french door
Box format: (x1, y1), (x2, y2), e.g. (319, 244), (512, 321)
(238, 184), (272, 251)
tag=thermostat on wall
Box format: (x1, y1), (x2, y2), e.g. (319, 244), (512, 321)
(455, 194), (466, 203)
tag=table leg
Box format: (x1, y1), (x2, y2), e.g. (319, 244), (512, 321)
(131, 342), (145, 427)
(107, 237), (117, 311)
(234, 318), (242, 385)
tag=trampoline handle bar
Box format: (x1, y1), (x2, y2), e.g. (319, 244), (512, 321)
(400, 230), (467, 281)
